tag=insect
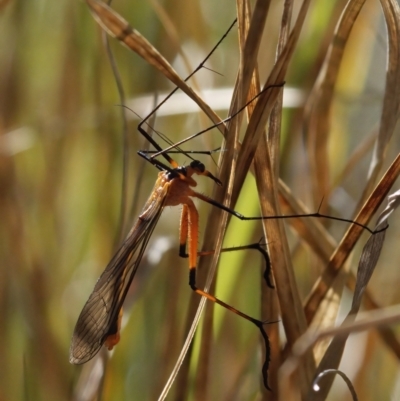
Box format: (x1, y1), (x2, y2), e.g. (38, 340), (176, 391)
(69, 14), (376, 391)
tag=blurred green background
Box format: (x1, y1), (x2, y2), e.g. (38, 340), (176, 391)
(1, 0), (400, 400)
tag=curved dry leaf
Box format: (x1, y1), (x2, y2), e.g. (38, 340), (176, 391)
(351, 230), (386, 312)
(304, 0), (367, 207)
(360, 0), (400, 203)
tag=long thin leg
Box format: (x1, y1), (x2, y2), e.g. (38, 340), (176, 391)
(191, 190), (377, 234)
(198, 243), (274, 289)
(179, 239), (273, 289)
(184, 198), (272, 390)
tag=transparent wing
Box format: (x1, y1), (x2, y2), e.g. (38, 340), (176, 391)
(69, 193), (165, 364)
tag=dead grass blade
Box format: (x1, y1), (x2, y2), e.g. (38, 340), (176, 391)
(186, 1), (270, 396)
(228, 0), (272, 130)
(235, 0), (311, 192)
(237, 0), (315, 396)
(186, 1), (275, 396)
(357, 0), (400, 205)
(102, 30), (130, 246)
(304, 0), (368, 209)
(236, 0), (276, 392)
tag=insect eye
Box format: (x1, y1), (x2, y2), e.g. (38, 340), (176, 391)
(190, 160), (205, 172)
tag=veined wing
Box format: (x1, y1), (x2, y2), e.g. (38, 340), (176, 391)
(69, 185), (167, 364)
